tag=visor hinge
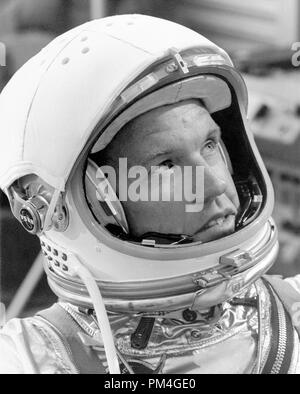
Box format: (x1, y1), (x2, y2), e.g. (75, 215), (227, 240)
(169, 48), (189, 74)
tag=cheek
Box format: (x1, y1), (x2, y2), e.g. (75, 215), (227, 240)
(122, 171), (202, 233)
(122, 199), (188, 236)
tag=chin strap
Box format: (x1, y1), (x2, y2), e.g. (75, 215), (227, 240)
(137, 232), (194, 246)
(105, 224), (194, 246)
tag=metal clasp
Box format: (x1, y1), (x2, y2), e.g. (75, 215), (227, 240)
(219, 249), (254, 275)
(193, 271), (225, 288)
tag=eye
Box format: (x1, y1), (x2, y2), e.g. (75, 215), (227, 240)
(159, 160), (174, 169)
(203, 139), (218, 154)
(205, 139), (217, 150)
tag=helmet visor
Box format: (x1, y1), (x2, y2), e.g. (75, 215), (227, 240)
(83, 74), (266, 248)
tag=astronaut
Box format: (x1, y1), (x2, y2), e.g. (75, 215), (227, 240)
(0, 15), (300, 374)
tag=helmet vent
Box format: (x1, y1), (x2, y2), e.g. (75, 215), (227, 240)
(61, 57), (70, 65)
(41, 240), (74, 276)
(81, 47), (90, 55)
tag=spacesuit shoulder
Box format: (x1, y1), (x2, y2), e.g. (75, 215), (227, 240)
(0, 319), (24, 373)
(0, 315), (77, 374)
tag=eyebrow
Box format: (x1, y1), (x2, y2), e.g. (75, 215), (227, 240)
(141, 126), (222, 166)
(140, 149), (173, 167)
(208, 126), (221, 140)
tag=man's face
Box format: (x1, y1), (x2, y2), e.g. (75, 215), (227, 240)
(102, 99), (240, 243)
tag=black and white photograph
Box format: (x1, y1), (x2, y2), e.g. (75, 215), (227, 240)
(0, 0), (300, 376)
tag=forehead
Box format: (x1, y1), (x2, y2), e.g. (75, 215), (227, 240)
(129, 99), (212, 136)
(102, 100), (218, 163)
(119, 100), (214, 142)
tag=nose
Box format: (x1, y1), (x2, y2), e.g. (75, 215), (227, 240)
(203, 165), (227, 203)
(184, 152), (228, 205)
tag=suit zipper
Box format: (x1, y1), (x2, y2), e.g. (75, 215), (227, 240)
(270, 289), (288, 374)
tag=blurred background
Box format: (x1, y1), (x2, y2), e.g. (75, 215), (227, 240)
(1, 0), (300, 319)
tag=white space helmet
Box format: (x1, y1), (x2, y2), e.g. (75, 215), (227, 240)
(0, 16), (277, 369)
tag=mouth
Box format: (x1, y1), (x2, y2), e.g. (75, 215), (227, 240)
(193, 211), (237, 242)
